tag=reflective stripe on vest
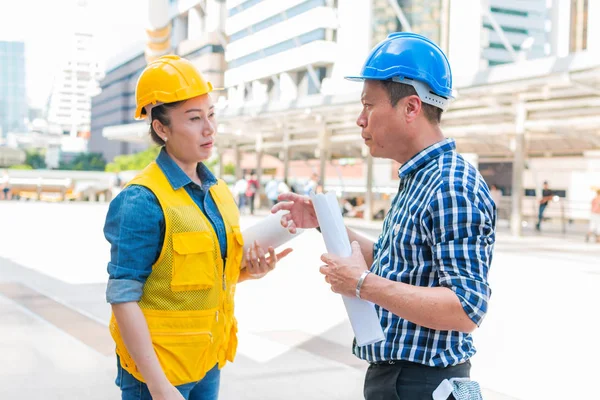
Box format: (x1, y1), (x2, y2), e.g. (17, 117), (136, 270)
(109, 161), (244, 386)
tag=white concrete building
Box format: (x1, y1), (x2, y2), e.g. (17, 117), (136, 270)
(225, 0), (349, 104)
(46, 0), (103, 140)
(98, 0), (228, 148)
(146, 0), (227, 90)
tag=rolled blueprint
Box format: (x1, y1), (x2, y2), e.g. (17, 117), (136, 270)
(311, 191), (385, 347)
(242, 210), (304, 252)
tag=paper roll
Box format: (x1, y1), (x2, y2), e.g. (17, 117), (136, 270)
(242, 210), (304, 252)
(311, 191), (385, 347)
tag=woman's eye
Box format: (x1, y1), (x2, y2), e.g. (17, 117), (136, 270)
(208, 113), (215, 118)
(190, 116), (200, 121)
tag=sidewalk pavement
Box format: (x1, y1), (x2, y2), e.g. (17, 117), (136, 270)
(1, 202), (599, 399)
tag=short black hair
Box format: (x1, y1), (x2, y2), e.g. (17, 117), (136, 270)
(377, 80), (443, 124)
(149, 101), (184, 146)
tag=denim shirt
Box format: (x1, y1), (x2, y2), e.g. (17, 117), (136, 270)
(104, 148), (227, 304)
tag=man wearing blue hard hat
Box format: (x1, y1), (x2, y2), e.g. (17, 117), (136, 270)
(275, 32), (495, 399)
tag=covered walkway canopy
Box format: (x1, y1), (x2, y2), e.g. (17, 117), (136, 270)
(214, 50), (600, 233)
(216, 50), (600, 158)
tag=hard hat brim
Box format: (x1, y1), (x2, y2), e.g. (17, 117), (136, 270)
(344, 75), (370, 82)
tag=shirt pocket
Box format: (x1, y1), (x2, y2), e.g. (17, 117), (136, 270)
(171, 231), (216, 292)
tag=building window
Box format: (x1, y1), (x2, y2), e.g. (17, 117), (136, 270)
(372, 0), (445, 45)
(228, 28), (328, 68)
(489, 42), (521, 51)
(482, 23), (528, 35)
(490, 7), (528, 17)
(307, 66), (327, 95)
(229, 0), (327, 42)
(182, 44), (225, 59)
(228, 0), (264, 17)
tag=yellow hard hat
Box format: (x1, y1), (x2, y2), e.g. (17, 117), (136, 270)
(134, 55), (213, 120)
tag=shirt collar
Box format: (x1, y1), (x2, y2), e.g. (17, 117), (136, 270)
(156, 147), (217, 191)
(398, 138), (456, 179)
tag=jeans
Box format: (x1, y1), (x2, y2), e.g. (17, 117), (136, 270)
(116, 358), (220, 400)
(237, 193), (246, 209)
(246, 194), (256, 215)
(537, 203), (548, 229)
(364, 360), (471, 400)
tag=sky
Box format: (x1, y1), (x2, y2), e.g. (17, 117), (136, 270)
(0, 0), (148, 109)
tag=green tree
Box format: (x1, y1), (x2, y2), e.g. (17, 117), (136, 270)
(105, 146), (161, 172)
(25, 150), (46, 169)
(9, 164), (33, 170)
(59, 153), (107, 171)
(223, 163), (235, 176)
(204, 156), (218, 173)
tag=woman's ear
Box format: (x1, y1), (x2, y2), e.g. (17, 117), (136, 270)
(152, 119), (169, 141)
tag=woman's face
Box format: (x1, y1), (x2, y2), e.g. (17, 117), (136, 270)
(159, 94), (216, 164)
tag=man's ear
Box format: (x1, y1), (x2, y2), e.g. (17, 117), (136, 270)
(404, 95), (422, 123)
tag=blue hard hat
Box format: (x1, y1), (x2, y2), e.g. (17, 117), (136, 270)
(346, 32), (454, 109)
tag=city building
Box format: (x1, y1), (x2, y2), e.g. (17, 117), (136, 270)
(482, 0), (551, 66)
(91, 0), (228, 161)
(46, 0), (103, 144)
(101, 0), (600, 231)
(0, 41), (27, 138)
(216, 0), (600, 228)
(89, 44), (149, 163)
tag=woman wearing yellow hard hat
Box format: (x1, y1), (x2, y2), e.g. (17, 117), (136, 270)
(103, 55), (292, 400)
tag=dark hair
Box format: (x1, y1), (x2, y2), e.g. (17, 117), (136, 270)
(149, 101), (184, 146)
(377, 80), (443, 124)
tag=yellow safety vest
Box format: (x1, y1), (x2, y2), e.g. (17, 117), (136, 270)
(109, 161), (244, 386)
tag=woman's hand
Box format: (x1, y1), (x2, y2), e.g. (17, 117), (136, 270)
(149, 382), (185, 400)
(244, 241), (293, 279)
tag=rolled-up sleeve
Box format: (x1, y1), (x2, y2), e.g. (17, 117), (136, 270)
(424, 185), (495, 326)
(104, 185), (164, 304)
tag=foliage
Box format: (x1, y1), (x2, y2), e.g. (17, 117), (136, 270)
(59, 152), (107, 171)
(9, 164), (33, 170)
(223, 163), (236, 176)
(105, 146), (161, 172)
(25, 150), (46, 169)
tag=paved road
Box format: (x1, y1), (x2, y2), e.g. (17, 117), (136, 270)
(1, 202), (599, 399)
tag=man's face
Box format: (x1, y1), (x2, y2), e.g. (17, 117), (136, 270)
(356, 80), (413, 162)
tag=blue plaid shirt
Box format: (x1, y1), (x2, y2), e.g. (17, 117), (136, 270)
(354, 138), (496, 367)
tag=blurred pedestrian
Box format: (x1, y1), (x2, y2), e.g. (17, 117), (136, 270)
(265, 177), (279, 207)
(234, 176), (248, 211)
(304, 172), (319, 195)
(490, 184), (503, 219)
(1, 170), (10, 201)
(245, 173), (259, 215)
(536, 181), (554, 231)
(586, 189), (600, 243)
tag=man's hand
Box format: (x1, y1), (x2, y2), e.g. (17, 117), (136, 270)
(319, 241), (369, 297)
(271, 192), (319, 233)
(244, 241), (293, 279)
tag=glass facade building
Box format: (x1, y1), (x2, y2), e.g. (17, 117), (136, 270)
(0, 41), (27, 137)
